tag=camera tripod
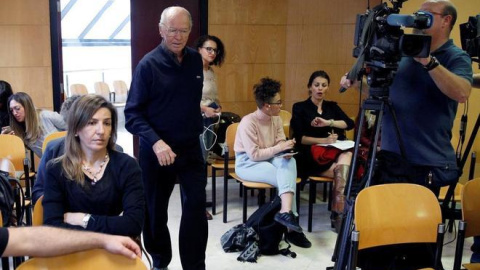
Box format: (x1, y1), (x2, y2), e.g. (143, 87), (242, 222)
(441, 112), (479, 228)
(329, 91), (408, 270)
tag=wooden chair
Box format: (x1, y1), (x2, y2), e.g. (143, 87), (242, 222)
(69, 83), (88, 96)
(94, 82), (115, 102)
(279, 110), (292, 138)
(229, 172), (301, 223)
(0, 135), (34, 225)
(349, 183), (445, 270)
(345, 116), (356, 140)
(453, 178), (480, 270)
(32, 195), (44, 226)
(42, 131), (67, 153)
(214, 122), (239, 223)
(439, 183), (463, 202)
(226, 123), (302, 223)
(112, 80), (129, 103)
(16, 249), (147, 270)
(307, 175), (334, 232)
(439, 182), (464, 233)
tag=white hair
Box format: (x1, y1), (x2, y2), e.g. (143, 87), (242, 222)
(159, 6), (192, 29)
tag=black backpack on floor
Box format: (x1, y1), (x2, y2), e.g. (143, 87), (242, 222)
(245, 196), (296, 257)
(0, 170), (15, 227)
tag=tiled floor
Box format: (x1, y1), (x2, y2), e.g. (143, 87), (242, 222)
(137, 180), (473, 270)
(114, 110), (474, 270)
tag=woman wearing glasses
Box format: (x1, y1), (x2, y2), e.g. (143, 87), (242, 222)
(291, 70), (354, 232)
(193, 35), (226, 160)
(234, 77), (311, 248)
(193, 35), (226, 220)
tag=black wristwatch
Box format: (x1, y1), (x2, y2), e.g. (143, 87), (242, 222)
(423, 55), (440, 71)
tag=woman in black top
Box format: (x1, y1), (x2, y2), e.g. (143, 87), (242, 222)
(43, 95), (144, 237)
(291, 70), (354, 231)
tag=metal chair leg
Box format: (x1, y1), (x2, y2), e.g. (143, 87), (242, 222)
(308, 182), (317, 232)
(243, 185), (248, 223)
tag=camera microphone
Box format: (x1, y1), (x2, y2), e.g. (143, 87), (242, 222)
(386, 11), (433, 29)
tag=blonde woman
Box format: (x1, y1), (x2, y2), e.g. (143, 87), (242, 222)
(7, 92), (66, 157)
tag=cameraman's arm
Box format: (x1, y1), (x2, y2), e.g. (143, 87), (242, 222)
(473, 73), (480, 89)
(415, 56), (471, 103)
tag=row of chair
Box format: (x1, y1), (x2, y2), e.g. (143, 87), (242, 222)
(69, 80), (129, 103)
(348, 180), (480, 270)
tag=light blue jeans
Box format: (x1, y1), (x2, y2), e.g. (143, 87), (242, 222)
(235, 152), (298, 215)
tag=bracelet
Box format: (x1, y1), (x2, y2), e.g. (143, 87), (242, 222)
(423, 55), (439, 71)
(329, 119), (334, 127)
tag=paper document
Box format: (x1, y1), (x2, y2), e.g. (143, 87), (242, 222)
(318, 140), (355, 150)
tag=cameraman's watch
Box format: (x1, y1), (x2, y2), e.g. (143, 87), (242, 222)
(423, 55), (439, 71)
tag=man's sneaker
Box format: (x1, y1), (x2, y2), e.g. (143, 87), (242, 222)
(274, 211), (303, 233)
(286, 231), (312, 248)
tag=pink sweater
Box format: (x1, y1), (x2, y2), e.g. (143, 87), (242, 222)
(234, 109), (286, 161)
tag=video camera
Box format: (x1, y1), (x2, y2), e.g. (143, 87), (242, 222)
(460, 14), (480, 65)
(344, 0), (432, 96)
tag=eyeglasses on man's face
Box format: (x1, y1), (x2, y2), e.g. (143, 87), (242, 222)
(164, 27), (190, 37)
(203, 47), (219, 54)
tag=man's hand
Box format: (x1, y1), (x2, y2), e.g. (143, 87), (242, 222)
(203, 107), (221, 118)
(414, 55), (430, 66)
(101, 235), (141, 259)
(340, 74), (353, 89)
(153, 140), (177, 166)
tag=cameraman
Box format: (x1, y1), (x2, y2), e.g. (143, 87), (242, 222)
(340, 0), (473, 195)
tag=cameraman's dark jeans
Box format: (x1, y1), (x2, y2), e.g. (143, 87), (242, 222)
(411, 165), (440, 197)
(472, 236), (480, 263)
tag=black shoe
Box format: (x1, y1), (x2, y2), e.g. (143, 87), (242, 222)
(274, 211), (303, 233)
(286, 231), (312, 248)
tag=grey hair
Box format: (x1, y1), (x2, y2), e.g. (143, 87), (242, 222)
(60, 95), (81, 122)
(159, 6), (192, 29)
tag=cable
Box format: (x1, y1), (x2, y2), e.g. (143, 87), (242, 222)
(456, 100), (468, 165)
(201, 113), (221, 151)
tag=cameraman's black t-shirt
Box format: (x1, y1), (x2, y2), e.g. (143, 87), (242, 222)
(0, 227), (9, 256)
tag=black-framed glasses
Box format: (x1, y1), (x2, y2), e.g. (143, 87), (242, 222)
(202, 47), (219, 54)
(268, 100), (283, 106)
(417, 10), (446, 17)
